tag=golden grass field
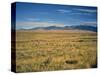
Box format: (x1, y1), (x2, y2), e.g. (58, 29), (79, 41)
(15, 30), (97, 72)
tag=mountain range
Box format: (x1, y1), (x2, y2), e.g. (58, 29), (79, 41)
(27, 25), (97, 32)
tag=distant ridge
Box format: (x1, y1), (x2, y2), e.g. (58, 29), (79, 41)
(65, 25), (97, 32)
(19, 25), (97, 32)
(30, 26), (64, 30)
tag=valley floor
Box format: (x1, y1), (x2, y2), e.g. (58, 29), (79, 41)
(13, 30), (97, 72)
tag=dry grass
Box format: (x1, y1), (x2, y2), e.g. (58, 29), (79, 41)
(14, 30), (97, 72)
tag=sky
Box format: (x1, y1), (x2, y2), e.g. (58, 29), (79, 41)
(15, 2), (97, 30)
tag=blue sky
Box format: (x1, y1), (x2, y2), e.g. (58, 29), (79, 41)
(15, 2), (97, 29)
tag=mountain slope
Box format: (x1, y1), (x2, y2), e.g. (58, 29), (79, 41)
(68, 25), (97, 32)
(21, 25), (97, 32)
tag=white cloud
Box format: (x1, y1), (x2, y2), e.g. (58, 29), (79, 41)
(47, 21), (56, 23)
(57, 9), (71, 13)
(27, 18), (40, 21)
(16, 21), (64, 29)
(75, 9), (97, 13)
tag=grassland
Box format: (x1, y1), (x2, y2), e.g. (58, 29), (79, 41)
(15, 30), (97, 72)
